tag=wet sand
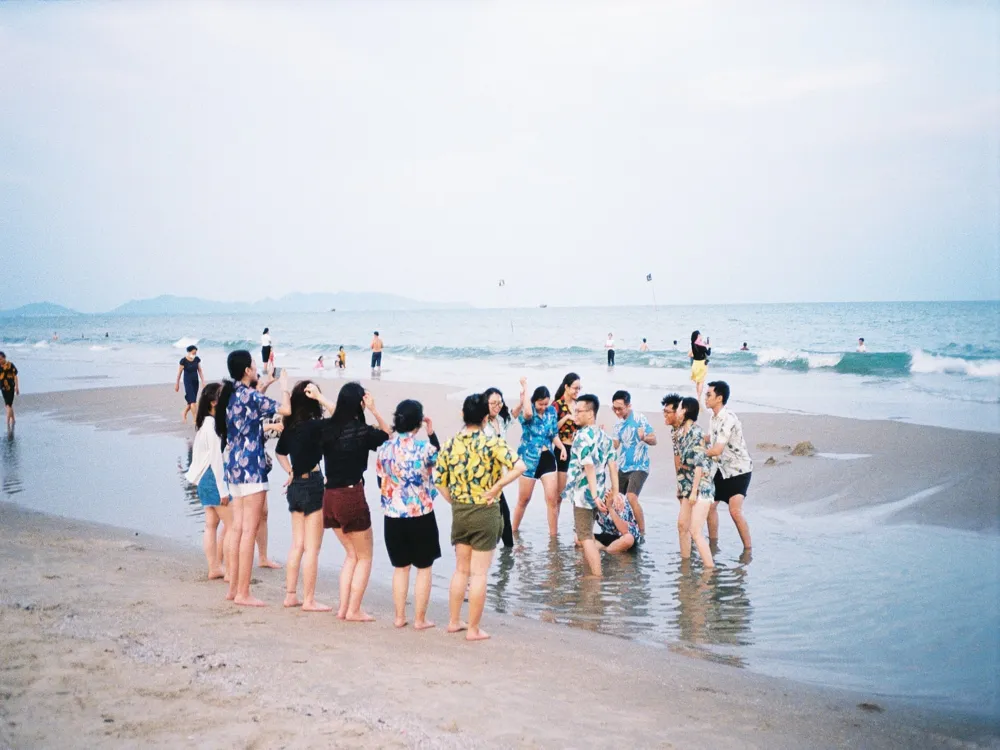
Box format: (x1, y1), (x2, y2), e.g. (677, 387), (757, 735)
(3, 503), (998, 749)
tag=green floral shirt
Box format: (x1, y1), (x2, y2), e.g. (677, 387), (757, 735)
(562, 425), (617, 509)
(675, 423), (715, 501)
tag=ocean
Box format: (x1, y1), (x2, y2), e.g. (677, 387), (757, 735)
(2, 300), (998, 431)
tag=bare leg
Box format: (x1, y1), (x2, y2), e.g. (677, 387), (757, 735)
(695, 379), (704, 401)
(234, 493), (267, 606)
(344, 527), (374, 621)
(284, 512), (305, 607)
(225, 497), (244, 600)
(392, 566), (411, 627)
(511, 476), (535, 533)
(333, 528), (357, 619)
(627, 492), (646, 536)
(301, 511), (331, 611)
(541, 472), (561, 537)
(466, 548), (494, 641)
(257, 496), (282, 568)
(448, 544), (471, 632)
(556, 471), (568, 498)
(414, 566), (435, 630)
(690, 498), (715, 568)
(580, 538), (602, 577)
(677, 499), (693, 559)
(728, 494), (752, 550)
(707, 501), (720, 544)
(604, 533), (635, 554)
(216, 504), (233, 576)
(203, 506), (224, 579)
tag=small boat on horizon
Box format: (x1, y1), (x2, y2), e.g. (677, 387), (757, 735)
(539, 304), (548, 309)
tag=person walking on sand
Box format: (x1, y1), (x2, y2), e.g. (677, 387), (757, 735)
(215, 350), (291, 607)
(553, 372), (582, 498)
(318, 382), (390, 621)
(186, 383), (232, 580)
(563, 394), (618, 578)
(175, 344), (205, 423)
(674, 396), (715, 568)
(274, 381), (332, 612)
(261, 328), (273, 373)
(611, 390), (656, 536)
(689, 331), (711, 400)
(0, 351), (20, 435)
(483, 386), (516, 547)
(705, 381), (753, 553)
(605, 333), (616, 366)
(510, 378), (564, 537)
(376, 399), (442, 630)
(370, 331), (383, 373)
(434, 394), (526, 641)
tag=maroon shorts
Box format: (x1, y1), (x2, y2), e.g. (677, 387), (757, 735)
(323, 485), (372, 534)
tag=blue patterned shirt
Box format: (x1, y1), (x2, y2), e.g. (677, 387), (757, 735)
(224, 383), (279, 485)
(517, 405), (558, 474)
(613, 411), (655, 473)
(596, 494), (644, 545)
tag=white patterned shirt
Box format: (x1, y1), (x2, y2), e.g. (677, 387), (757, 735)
(709, 407), (753, 479)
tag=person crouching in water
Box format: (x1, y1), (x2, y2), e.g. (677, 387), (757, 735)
(594, 491), (642, 554)
(186, 383), (232, 580)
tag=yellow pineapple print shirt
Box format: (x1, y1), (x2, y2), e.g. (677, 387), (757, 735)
(433, 430), (515, 505)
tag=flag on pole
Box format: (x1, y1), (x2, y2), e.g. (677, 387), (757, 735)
(499, 279), (505, 287)
(646, 273), (653, 282)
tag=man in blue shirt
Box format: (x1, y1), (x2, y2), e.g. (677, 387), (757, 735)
(611, 390), (657, 535)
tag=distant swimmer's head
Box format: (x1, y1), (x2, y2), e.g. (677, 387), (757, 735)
(642, 338), (647, 343)
(678, 396), (700, 423)
(339, 346), (344, 352)
(318, 355), (324, 362)
(611, 390), (631, 419)
(858, 337), (865, 344)
(374, 331), (380, 336)
(673, 340), (678, 346)
(531, 385), (551, 412)
(574, 394), (600, 426)
(462, 393), (489, 427)
(484, 387), (510, 422)
(393, 399), (425, 434)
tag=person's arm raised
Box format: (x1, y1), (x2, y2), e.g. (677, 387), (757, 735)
(363, 392), (390, 433)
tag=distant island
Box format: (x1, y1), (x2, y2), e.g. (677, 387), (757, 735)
(0, 292), (468, 317)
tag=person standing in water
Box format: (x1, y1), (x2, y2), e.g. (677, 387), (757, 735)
(553, 372), (582, 500)
(640, 338), (650, 352)
(510, 378), (564, 537)
(216, 350), (291, 607)
(370, 331), (383, 373)
(483, 386), (515, 547)
(611, 390), (656, 536)
(186, 383), (232, 580)
(857, 337), (867, 353)
(0, 351), (19, 435)
(434, 394), (526, 641)
(261, 328), (273, 373)
(605, 333), (615, 366)
(689, 330), (711, 401)
(175, 345), (205, 423)
(705, 381), (753, 553)
(674, 396), (715, 568)
(337, 346), (347, 369)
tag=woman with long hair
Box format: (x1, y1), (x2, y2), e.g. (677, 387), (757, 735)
(215, 350), (291, 607)
(434, 393), (526, 641)
(553, 372), (582, 498)
(689, 330), (711, 401)
(375, 399), (442, 629)
(483, 386), (515, 547)
(274, 380), (331, 612)
(260, 328), (273, 373)
(674, 396), (715, 568)
(315, 381), (390, 621)
(510, 378), (564, 536)
(186, 382), (231, 580)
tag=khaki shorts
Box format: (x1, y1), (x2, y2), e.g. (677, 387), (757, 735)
(573, 506), (596, 541)
(451, 503), (501, 552)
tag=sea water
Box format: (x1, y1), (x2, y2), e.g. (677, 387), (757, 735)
(2, 301), (998, 430)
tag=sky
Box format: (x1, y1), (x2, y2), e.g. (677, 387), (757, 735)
(1, 1), (998, 312)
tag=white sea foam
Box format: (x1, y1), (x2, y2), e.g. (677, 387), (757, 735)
(172, 337), (199, 350)
(33, 340), (49, 348)
(910, 349), (1000, 378)
(89, 345), (110, 351)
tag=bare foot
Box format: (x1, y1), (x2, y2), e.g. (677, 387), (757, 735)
(414, 619), (436, 630)
(394, 617), (408, 628)
(345, 611), (375, 622)
(283, 594), (302, 608)
(302, 601), (333, 612)
(234, 595), (267, 607)
(466, 627), (491, 641)
(223, 575), (231, 584)
(447, 621), (468, 633)
(258, 559), (282, 569)
(208, 569), (225, 580)
(225, 590), (236, 601)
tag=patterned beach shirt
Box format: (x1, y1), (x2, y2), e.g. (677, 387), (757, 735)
(562, 425), (617, 509)
(433, 430), (515, 505)
(516, 406), (557, 475)
(0, 361), (17, 393)
(554, 397), (579, 447)
(375, 433), (439, 518)
(224, 382), (279, 486)
(613, 410), (655, 473)
(675, 423), (715, 502)
(596, 493), (644, 545)
(710, 407), (753, 479)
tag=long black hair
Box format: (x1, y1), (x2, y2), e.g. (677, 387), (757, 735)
(553, 372), (580, 402)
(285, 380), (323, 432)
(329, 382), (366, 428)
(483, 387), (510, 422)
(215, 349), (253, 445)
(195, 382), (222, 429)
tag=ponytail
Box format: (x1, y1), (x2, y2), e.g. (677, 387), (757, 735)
(553, 372), (580, 402)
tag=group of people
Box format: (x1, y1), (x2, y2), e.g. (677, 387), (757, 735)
(183, 346), (755, 640)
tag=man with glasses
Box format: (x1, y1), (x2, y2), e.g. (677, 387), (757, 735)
(611, 390), (656, 536)
(661, 393), (683, 480)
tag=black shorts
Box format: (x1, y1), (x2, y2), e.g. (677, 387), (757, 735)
(556, 452), (569, 473)
(1, 389), (13, 407)
(532, 450), (557, 479)
(287, 472), (324, 515)
(371, 352), (382, 368)
(714, 471), (751, 504)
(595, 531), (638, 551)
(261, 345), (272, 363)
(384, 511), (442, 569)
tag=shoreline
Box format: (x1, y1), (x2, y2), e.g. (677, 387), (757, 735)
(2, 503), (997, 748)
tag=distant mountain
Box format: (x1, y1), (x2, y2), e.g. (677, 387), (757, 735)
(109, 292), (467, 316)
(0, 302), (80, 318)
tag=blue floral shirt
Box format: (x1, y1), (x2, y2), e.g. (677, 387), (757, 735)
(517, 405), (558, 474)
(613, 411), (655, 473)
(596, 494), (644, 545)
(224, 383), (279, 485)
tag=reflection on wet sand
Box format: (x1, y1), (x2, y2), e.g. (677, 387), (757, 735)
(176, 440), (202, 514)
(2, 433), (23, 496)
(671, 561), (752, 667)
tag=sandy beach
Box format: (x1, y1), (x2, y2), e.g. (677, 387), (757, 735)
(2, 380), (999, 748)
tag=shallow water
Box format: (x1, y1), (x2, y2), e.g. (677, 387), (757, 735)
(2, 414), (998, 722)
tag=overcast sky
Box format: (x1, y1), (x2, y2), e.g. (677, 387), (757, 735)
(1, 1), (998, 312)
